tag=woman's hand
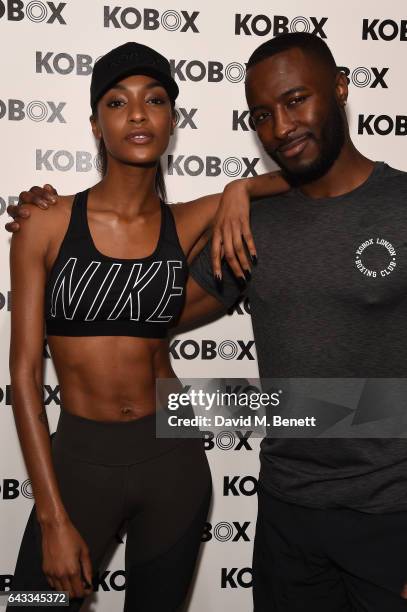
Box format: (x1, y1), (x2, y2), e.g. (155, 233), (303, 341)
(211, 172), (290, 281)
(5, 184), (58, 233)
(40, 519), (93, 600)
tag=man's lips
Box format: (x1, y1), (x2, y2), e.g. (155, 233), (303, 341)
(278, 135), (311, 158)
(125, 130), (154, 144)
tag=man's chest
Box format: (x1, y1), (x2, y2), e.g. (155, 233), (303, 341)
(249, 205), (407, 309)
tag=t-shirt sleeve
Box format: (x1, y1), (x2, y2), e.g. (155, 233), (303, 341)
(189, 240), (244, 309)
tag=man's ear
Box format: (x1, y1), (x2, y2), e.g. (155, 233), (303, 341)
(335, 70), (348, 108)
(90, 114), (102, 140)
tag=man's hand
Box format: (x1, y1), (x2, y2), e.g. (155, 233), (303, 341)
(5, 184), (58, 233)
(211, 172), (289, 281)
(401, 583), (407, 599)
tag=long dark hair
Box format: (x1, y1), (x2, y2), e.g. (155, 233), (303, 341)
(96, 138), (167, 202)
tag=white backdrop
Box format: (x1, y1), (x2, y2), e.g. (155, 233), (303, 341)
(1, 0), (407, 609)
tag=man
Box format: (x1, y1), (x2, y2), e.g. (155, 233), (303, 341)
(181, 32), (407, 611)
(8, 33), (407, 611)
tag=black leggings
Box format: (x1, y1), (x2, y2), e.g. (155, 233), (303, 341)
(8, 409), (212, 611)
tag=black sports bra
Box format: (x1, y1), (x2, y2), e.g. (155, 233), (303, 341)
(45, 189), (188, 338)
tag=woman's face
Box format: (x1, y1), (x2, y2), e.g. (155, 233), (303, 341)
(91, 74), (175, 168)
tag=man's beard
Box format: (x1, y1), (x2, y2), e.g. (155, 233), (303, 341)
(266, 101), (346, 187)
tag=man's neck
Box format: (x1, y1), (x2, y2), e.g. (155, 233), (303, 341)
(299, 143), (375, 199)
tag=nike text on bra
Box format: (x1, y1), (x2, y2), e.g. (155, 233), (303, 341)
(45, 189), (188, 338)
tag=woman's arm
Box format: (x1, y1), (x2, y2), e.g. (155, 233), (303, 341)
(171, 171), (289, 261)
(6, 172), (290, 279)
(9, 208), (92, 599)
(175, 276), (226, 330)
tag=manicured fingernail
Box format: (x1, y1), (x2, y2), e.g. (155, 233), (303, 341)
(251, 254), (258, 265)
(244, 269), (252, 281)
(237, 277), (246, 289)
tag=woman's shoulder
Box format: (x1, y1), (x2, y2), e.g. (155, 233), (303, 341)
(12, 194), (75, 252)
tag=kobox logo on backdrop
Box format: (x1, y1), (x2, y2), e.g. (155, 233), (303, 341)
(0, 478), (33, 500)
(223, 475), (258, 496)
(0, 385), (60, 405)
(232, 111), (254, 132)
(93, 571), (125, 592)
(0, 291), (11, 310)
(358, 115), (407, 136)
(0, 0), (66, 23)
(169, 339), (255, 360)
(221, 568), (253, 589)
(203, 430), (254, 451)
(202, 521), (252, 543)
(103, 6), (199, 32)
(170, 59), (246, 83)
(338, 66), (389, 89)
(0, 99), (66, 123)
(230, 298), (251, 315)
(0, 195), (18, 216)
(36, 150), (98, 172)
(166, 156), (260, 178)
(36, 51), (95, 75)
(362, 19), (407, 41)
(235, 13), (328, 37)
(35, 52), (247, 84)
(174, 108), (198, 130)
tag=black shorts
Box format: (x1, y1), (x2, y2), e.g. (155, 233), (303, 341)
(253, 483), (407, 612)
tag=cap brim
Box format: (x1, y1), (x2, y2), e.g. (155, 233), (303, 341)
(92, 66), (179, 110)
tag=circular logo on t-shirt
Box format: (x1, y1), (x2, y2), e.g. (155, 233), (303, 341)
(355, 237), (397, 278)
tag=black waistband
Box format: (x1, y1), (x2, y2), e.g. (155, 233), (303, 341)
(52, 409), (185, 465)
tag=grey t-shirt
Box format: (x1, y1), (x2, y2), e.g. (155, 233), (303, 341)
(190, 161), (407, 512)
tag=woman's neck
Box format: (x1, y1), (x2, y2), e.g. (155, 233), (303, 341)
(91, 161), (160, 217)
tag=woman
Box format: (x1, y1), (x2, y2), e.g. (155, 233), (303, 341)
(8, 42), (288, 611)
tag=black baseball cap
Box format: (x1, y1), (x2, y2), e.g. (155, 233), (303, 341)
(90, 42), (179, 111)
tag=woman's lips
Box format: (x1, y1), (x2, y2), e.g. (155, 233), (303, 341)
(279, 135), (310, 159)
(125, 131), (154, 144)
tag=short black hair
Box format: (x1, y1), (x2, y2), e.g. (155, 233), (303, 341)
(247, 32), (337, 75)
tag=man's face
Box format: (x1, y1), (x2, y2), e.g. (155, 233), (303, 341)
(245, 47), (347, 185)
